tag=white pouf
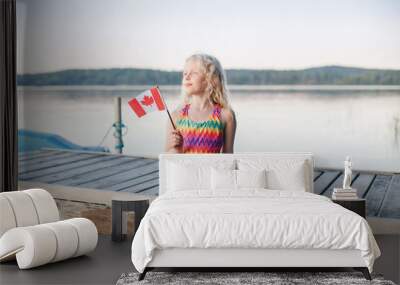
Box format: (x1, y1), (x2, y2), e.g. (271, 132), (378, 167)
(0, 189), (98, 269)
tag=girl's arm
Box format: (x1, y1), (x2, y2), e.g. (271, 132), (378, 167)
(164, 109), (183, 153)
(221, 108), (237, 153)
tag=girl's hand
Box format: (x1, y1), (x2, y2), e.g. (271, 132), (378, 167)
(168, 129), (183, 148)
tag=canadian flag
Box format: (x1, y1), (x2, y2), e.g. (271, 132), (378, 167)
(128, 87), (166, 118)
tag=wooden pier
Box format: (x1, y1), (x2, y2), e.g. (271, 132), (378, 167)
(18, 148), (400, 219)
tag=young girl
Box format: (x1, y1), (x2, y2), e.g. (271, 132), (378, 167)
(165, 53), (237, 153)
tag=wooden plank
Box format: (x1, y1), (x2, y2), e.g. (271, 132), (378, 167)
(350, 173), (376, 198)
(120, 179), (159, 194)
(16, 150), (399, 220)
(105, 178), (159, 193)
(19, 152), (79, 168)
(314, 171), (341, 194)
(19, 151), (82, 168)
(52, 158), (155, 186)
(19, 149), (70, 162)
(18, 150), (46, 160)
(18, 149), (53, 159)
(109, 171), (158, 192)
(35, 156), (142, 184)
(378, 175), (400, 218)
(19, 152), (97, 174)
(19, 149), (42, 156)
(78, 162), (158, 189)
(313, 171), (322, 181)
(19, 155), (119, 180)
(321, 173), (343, 198)
(126, 185), (159, 195)
(18, 149), (65, 162)
(321, 172), (361, 198)
(365, 175), (392, 217)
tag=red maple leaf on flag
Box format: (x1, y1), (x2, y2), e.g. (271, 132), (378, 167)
(140, 96), (154, 106)
(141, 95), (154, 106)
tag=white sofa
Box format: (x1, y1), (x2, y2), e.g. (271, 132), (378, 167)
(0, 188), (98, 269)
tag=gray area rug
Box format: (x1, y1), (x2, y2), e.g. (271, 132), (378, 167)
(116, 271), (396, 285)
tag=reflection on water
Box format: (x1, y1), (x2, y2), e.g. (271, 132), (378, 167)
(17, 85), (400, 172)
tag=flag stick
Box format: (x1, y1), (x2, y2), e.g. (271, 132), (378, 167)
(156, 85), (176, 130)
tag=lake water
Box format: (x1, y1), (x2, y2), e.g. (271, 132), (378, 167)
(17, 85), (400, 172)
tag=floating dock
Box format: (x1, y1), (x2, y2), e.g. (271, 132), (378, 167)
(18, 148), (400, 219)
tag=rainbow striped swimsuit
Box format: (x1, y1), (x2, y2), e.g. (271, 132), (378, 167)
(176, 103), (224, 153)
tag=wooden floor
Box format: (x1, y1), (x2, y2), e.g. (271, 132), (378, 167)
(18, 148), (400, 219)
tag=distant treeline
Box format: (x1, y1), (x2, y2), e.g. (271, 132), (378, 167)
(17, 65), (400, 86)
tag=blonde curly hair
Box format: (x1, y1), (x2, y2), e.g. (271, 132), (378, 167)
(180, 53), (232, 109)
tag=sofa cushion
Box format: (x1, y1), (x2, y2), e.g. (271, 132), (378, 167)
(0, 196), (17, 237)
(0, 192), (39, 228)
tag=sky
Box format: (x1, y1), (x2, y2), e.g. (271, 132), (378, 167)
(16, 0), (400, 74)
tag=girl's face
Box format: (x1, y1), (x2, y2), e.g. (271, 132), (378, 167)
(182, 59), (208, 96)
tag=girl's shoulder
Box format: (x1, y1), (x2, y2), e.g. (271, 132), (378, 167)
(171, 103), (188, 119)
(219, 105), (236, 125)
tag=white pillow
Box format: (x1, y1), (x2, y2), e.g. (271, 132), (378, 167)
(237, 158), (308, 191)
(211, 168), (267, 190)
(211, 168), (236, 190)
(236, 169), (267, 189)
(167, 160), (235, 192)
